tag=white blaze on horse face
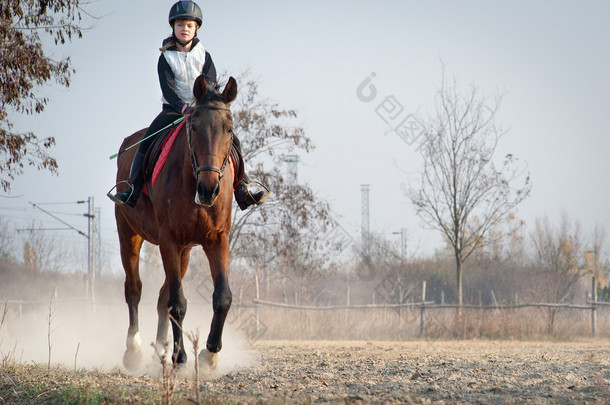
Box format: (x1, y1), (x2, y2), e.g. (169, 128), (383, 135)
(126, 332), (142, 352)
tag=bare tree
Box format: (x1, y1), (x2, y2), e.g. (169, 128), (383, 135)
(585, 224), (607, 287)
(0, 216), (16, 261)
(223, 72), (336, 294)
(529, 214), (585, 332)
(409, 74), (530, 306)
(1, 0), (93, 192)
(20, 221), (67, 272)
(354, 232), (414, 306)
(530, 214), (584, 304)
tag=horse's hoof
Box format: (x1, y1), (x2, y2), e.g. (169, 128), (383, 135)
(173, 350), (187, 366)
(198, 349), (218, 371)
(123, 349), (143, 372)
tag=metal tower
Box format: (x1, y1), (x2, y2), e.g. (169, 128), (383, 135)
(284, 155), (298, 185)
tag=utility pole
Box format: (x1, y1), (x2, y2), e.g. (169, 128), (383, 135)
(392, 227), (407, 264)
(361, 184), (370, 255)
(95, 207), (101, 278)
(85, 197), (96, 303)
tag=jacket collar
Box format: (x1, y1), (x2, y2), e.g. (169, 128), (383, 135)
(162, 36), (200, 52)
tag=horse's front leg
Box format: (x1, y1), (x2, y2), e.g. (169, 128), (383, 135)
(159, 242), (189, 366)
(118, 216), (144, 371)
(200, 237), (232, 368)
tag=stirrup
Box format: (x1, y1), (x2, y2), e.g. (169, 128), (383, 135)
(237, 180), (270, 210)
(248, 180), (270, 205)
(106, 180), (134, 206)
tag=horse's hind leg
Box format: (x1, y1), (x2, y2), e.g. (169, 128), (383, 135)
(117, 211), (144, 371)
(155, 246), (191, 363)
(200, 237), (232, 369)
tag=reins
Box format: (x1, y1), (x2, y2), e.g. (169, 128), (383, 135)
(186, 103), (233, 181)
(109, 116), (185, 160)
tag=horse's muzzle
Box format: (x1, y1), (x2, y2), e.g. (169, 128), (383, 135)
(195, 179), (220, 207)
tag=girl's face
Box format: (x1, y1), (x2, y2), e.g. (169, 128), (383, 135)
(173, 19), (198, 44)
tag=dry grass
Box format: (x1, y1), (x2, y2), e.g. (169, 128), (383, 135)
(241, 304), (610, 341)
(0, 361), (204, 404)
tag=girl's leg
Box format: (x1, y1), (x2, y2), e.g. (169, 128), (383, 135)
(231, 135), (270, 210)
(110, 110), (180, 207)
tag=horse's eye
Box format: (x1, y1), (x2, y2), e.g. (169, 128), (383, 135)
(227, 128), (233, 135)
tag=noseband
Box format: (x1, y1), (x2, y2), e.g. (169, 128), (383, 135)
(185, 104), (233, 181)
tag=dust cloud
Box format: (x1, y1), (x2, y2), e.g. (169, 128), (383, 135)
(0, 266), (258, 376)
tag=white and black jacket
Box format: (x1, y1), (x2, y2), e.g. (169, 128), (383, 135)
(158, 37), (217, 112)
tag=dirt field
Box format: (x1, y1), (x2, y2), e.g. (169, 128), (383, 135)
(192, 340), (610, 404)
(2, 340), (610, 404)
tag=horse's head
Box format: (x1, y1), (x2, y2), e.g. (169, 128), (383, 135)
(187, 75), (237, 207)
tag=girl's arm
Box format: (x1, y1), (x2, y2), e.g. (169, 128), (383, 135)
(158, 54), (186, 112)
(202, 51), (217, 88)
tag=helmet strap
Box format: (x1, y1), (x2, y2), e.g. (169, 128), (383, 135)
(172, 30), (197, 48)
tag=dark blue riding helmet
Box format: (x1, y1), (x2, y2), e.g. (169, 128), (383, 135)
(169, 1), (203, 27)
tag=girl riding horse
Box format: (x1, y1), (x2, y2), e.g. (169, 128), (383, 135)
(109, 0), (269, 209)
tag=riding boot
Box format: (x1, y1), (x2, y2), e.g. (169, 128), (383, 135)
(234, 172), (270, 211)
(109, 150), (146, 207)
(230, 135), (270, 210)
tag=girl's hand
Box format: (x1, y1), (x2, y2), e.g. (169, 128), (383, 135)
(181, 104), (194, 115)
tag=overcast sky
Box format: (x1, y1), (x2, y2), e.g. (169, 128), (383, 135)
(3, 0), (610, 271)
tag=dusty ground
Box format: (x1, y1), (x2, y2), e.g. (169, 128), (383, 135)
(198, 340), (610, 404)
(2, 340), (610, 404)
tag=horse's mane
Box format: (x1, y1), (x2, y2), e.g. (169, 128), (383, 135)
(198, 84), (227, 105)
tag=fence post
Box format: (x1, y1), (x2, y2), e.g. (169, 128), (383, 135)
(420, 281), (427, 337)
(591, 276), (597, 337)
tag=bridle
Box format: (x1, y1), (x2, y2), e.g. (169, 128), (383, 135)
(185, 104), (233, 181)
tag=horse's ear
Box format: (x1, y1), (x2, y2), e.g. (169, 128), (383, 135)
(193, 74), (207, 103)
(221, 76), (237, 104)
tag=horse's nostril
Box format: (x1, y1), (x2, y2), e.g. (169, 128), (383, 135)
(197, 182), (206, 197)
(197, 180), (220, 204)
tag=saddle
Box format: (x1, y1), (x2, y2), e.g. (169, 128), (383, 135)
(141, 119), (244, 198)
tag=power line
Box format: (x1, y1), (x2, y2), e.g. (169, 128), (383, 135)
(29, 201), (87, 238)
(16, 227), (75, 232)
(30, 201), (86, 206)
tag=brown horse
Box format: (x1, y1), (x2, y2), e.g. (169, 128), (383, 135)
(112, 75), (237, 371)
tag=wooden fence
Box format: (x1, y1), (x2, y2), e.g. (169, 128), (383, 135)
(245, 279), (609, 338)
(250, 299), (609, 337)
(3, 279), (609, 339)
